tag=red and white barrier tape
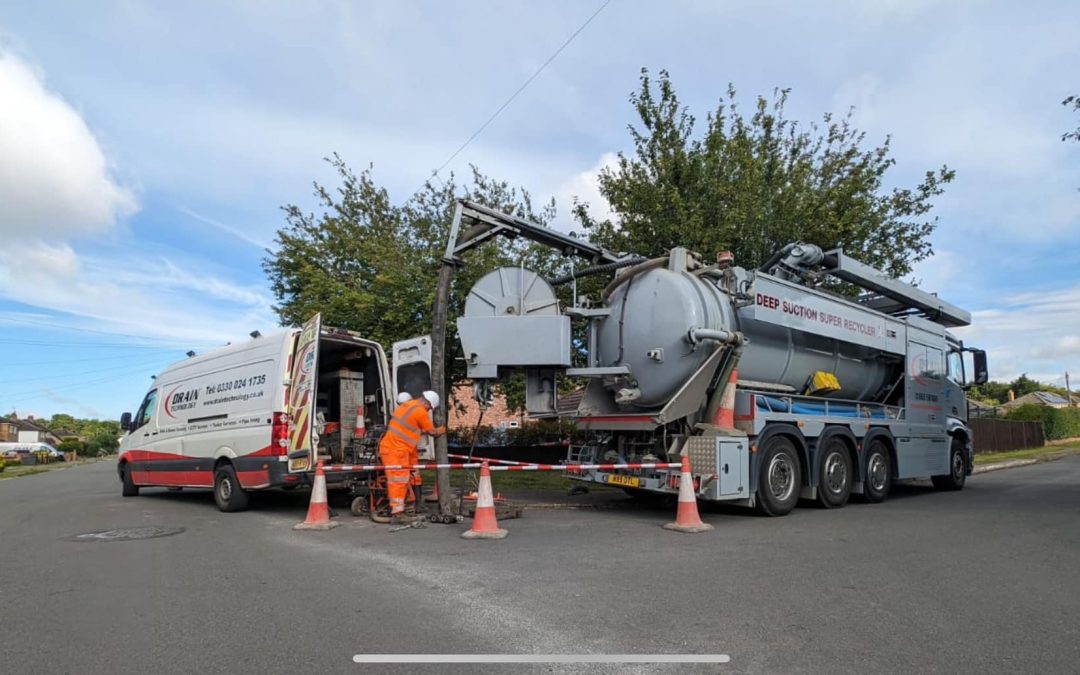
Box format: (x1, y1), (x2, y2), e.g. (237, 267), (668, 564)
(320, 462), (681, 473)
(447, 454), (535, 466)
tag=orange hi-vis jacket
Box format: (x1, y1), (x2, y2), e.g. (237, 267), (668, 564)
(379, 399), (436, 456)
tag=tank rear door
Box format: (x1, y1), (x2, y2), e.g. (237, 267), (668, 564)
(286, 313), (321, 472)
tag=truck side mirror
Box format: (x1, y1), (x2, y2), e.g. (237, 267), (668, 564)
(971, 350), (988, 386)
(120, 412), (133, 431)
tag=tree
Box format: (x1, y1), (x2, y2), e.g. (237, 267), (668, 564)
(1062, 95), (1080, 143)
(574, 69), (955, 278)
(263, 157), (565, 411)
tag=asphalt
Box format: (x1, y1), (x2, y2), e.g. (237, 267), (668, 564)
(1, 458), (1079, 674)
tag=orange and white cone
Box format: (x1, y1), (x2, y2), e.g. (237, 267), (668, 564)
(353, 404), (366, 438)
(663, 455), (714, 533)
(425, 480), (439, 503)
(294, 460), (340, 531)
(712, 368), (737, 429)
(461, 461), (508, 539)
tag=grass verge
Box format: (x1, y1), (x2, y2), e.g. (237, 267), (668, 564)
(0, 455), (114, 480)
(974, 444), (1080, 465)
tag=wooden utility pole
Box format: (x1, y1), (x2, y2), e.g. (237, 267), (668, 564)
(431, 262), (455, 515)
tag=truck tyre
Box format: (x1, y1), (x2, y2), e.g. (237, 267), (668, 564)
(861, 439), (891, 503)
(213, 464), (250, 512)
(931, 437), (967, 491)
(756, 436), (802, 517)
(817, 437), (852, 509)
(121, 465), (139, 497)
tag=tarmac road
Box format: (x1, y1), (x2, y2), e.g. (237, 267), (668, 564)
(1, 457), (1078, 674)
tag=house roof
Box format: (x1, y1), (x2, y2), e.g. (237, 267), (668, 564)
(1002, 391), (1080, 409)
(3, 417), (47, 432)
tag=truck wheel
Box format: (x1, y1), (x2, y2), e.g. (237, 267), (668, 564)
(931, 437), (967, 491)
(756, 436), (802, 517)
(861, 439), (891, 503)
(213, 464), (250, 512)
(121, 465), (139, 497)
(817, 437), (852, 509)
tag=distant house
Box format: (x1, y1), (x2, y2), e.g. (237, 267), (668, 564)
(1001, 391), (1080, 411)
(4, 415), (62, 445)
(448, 383), (523, 431)
(51, 428), (84, 444)
(0, 417), (17, 443)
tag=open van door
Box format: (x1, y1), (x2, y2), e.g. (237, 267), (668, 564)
(287, 313), (321, 472)
(392, 336), (433, 458)
(392, 336), (433, 400)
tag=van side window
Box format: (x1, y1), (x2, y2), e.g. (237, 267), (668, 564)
(135, 390), (158, 429)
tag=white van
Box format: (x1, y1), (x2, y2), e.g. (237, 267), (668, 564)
(117, 314), (431, 511)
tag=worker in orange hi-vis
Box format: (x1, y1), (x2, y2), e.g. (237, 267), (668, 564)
(379, 390), (446, 526)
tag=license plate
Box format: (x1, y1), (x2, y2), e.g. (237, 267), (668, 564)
(603, 474), (641, 488)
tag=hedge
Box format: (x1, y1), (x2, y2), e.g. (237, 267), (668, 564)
(1006, 404), (1080, 440)
(448, 419), (592, 448)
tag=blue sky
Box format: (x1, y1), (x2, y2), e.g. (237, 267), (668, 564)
(1, 0), (1078, 419)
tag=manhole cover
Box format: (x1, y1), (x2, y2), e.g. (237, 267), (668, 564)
(67, 526), (185, 542)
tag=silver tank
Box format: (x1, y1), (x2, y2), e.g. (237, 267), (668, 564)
(597, 265), (893, 407)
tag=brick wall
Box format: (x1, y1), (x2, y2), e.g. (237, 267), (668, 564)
(448, 384), (524, 431)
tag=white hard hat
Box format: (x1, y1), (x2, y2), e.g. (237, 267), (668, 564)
(396, 392), (413, 404)
(422, 390), (440, 409)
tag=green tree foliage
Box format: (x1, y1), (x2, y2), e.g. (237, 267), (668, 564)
(263, 156), (567, 411)
(1006, 404), (1080, 440)
(34, 414), (121, 456)
(574, 69), (955, 278)
(1062, 95), (1080, 143)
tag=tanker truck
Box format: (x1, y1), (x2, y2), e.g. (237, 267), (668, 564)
(444, 201), (988, 516)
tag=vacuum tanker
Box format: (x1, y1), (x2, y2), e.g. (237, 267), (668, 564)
(449, 201), (988, 516)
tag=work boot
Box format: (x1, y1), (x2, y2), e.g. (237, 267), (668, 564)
(389, 513), (414, 527)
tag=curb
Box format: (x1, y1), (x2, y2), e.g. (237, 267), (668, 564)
(973, 458), (1038, 474)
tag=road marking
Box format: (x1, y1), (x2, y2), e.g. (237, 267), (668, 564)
(351, 654), (730, 664)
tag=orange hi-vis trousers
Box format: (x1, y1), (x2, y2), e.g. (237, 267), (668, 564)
(379, 447), (411, 514)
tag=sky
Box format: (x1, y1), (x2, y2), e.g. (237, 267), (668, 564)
(0, 0), (1078, 420)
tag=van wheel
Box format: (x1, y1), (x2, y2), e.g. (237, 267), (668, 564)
(214, 464), (250, 512)
(121, 465), (139, 497)
(816, 437), (852, 509)
(931, 437), (967, 491)
(756, 435), (802, 517)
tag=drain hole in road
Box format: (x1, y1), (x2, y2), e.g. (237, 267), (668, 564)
(66, 527), (186, 542)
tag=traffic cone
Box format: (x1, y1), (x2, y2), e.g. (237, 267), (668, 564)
(712, 368), (737, 429)
(663, 455), (714, 533)
(425, 480), (439, 502)
(294, 460), (341, 530)
(353, 404), (366, 438)
(461, 461), (508, 539)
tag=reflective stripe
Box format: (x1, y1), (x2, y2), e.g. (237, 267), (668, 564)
(387, 476), (409, 483)
(390, 411), (421, 434)
(386, 425), (418, 445)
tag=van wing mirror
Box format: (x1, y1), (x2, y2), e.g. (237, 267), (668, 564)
(120, 412), (133, 431)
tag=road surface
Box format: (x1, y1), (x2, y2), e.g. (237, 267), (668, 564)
(1, 458), (1078, 674)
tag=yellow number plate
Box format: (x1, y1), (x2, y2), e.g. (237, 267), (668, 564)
(603, 474), (641, 488)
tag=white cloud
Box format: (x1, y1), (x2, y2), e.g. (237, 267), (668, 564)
(0, 241), (276, 345)
(552, 152), (619, 232)
(0, 51), (137, 240)
(962, 285), (1080, 381)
